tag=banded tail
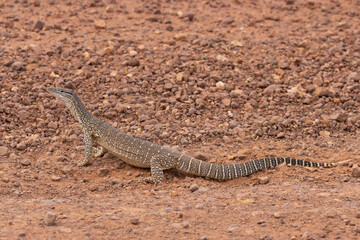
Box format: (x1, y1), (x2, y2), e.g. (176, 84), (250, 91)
(175, 156), (350, 180)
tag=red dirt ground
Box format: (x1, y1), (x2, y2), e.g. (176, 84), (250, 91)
(0, 0), (359, 239)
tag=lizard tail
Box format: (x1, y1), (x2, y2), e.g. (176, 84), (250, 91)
(176, 156), (350, 180)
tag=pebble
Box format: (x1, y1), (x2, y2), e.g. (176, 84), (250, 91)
(176, 72), (184, 82)
(352, 167), (360, 178)
(44, 212), (57, 226)
(0, 146), (9, 156)
(51, 175), (61, 181)
(129, 50), (138, 56)
(331, 112), (348, 123)
(16, 142), (27, 151)
(20, 158), (31, 166)
(194, 152), (208, 161)
(130, 217), (139, 225)
(258, 176), (270, 184)
(11, 61), (24, 71)
(216, 55), (228, 62)
(347, 72), (359, 81)
(34, 20), (45, 30)
(98, 168), (110, 177)
(227, 224), (239, 232)
(222, 98), (231, 106)
(216, 81), (225, 90)
(273, 212), (282, 218)
(48, 121), (58, 129)
(189, 184), (199, 192)
(356, 211), (360, 218)
(94, 20), (106, 29)
(127, 58), (140, 66)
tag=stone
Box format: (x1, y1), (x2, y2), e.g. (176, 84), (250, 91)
(273, 212), (282, 218)
(18, 110), (30, 120)
(216, 81), (225, 90)
(0, 146), (9, 156)
(94, 20), (106, 29)
(44, 212), (57, 226)
(352, 167), (360, 178)
(34, 20), (45, 30)
(189, 184), (199, 192)
(331, 112), (348, 122)
(130, 217), (139, 225)
(258, 176), (270, 184)
(20, 158), (31, 166)
(347, 72), (359, 81)
(127, 58), (139, 66)
(11, 61), (24, 71)
(194, 152), (208, 161)
(222, 98), (231, 106)
(98, 168), (110, 177)
(16, 142), (27, 150)
(51, 175), (61, 181)
(129, 50), (138, 56)
(48, 121), (58, 129)
(176, 72), (184, 81)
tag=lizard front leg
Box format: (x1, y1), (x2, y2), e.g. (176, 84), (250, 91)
(77, 131), (94, 166)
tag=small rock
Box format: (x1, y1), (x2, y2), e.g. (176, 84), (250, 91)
(222, 98), (231, 106)
(130, 217), (139, 225)
(13, 182), (20, 187)
(216, 81), (225, 90)
(343, 176), (351, 182)
(11, 61), (24, 71)
(356, 211), (360, 218)
(223, 136), (232, 144)
(98, 168), (110, 177)
(258, 176), (269, 184)
(174, 33), (187, 40)
(216, 55), (228, 62)
(18, 232), (26, 237)
(227, 224), (239, 232)
(331, 112), (348, 123)
(273, 212), (282, 218)
(18, 110), (30, 120)
(105, 5), (114, 13)
(347, 72), (359, 82)
(194, 152), (208, 161)
(89, 185), (98, 192)
(48, 121), (58, 129)
(16, 142), (27, 151)
(44, 212), (57, 226)
(129, 50), (138, 56)
(0, 146), (9, 156)
(20, 158), (31, 166)
(51, 175), (61, 181)
(64, 81), (75, 89)
(127, 58), (140, 67)
(176, 72), (184, 81)
(352, 167), (360, 178)
(94, 20), (106, 29)
(189, 184), (199, 192)
(34, 20), (45, 30)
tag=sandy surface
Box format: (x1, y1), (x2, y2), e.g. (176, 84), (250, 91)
(0, 0), (359, 239)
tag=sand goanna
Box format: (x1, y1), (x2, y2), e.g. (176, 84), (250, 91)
(48, 87), (350, 184)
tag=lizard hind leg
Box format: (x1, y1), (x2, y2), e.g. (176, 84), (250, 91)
(136, 155), (173, 185)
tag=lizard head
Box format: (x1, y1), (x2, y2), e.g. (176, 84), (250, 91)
(48, 87), (84, 121)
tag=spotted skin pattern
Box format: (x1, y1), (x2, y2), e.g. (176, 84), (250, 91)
(48, 87), (350, 185)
